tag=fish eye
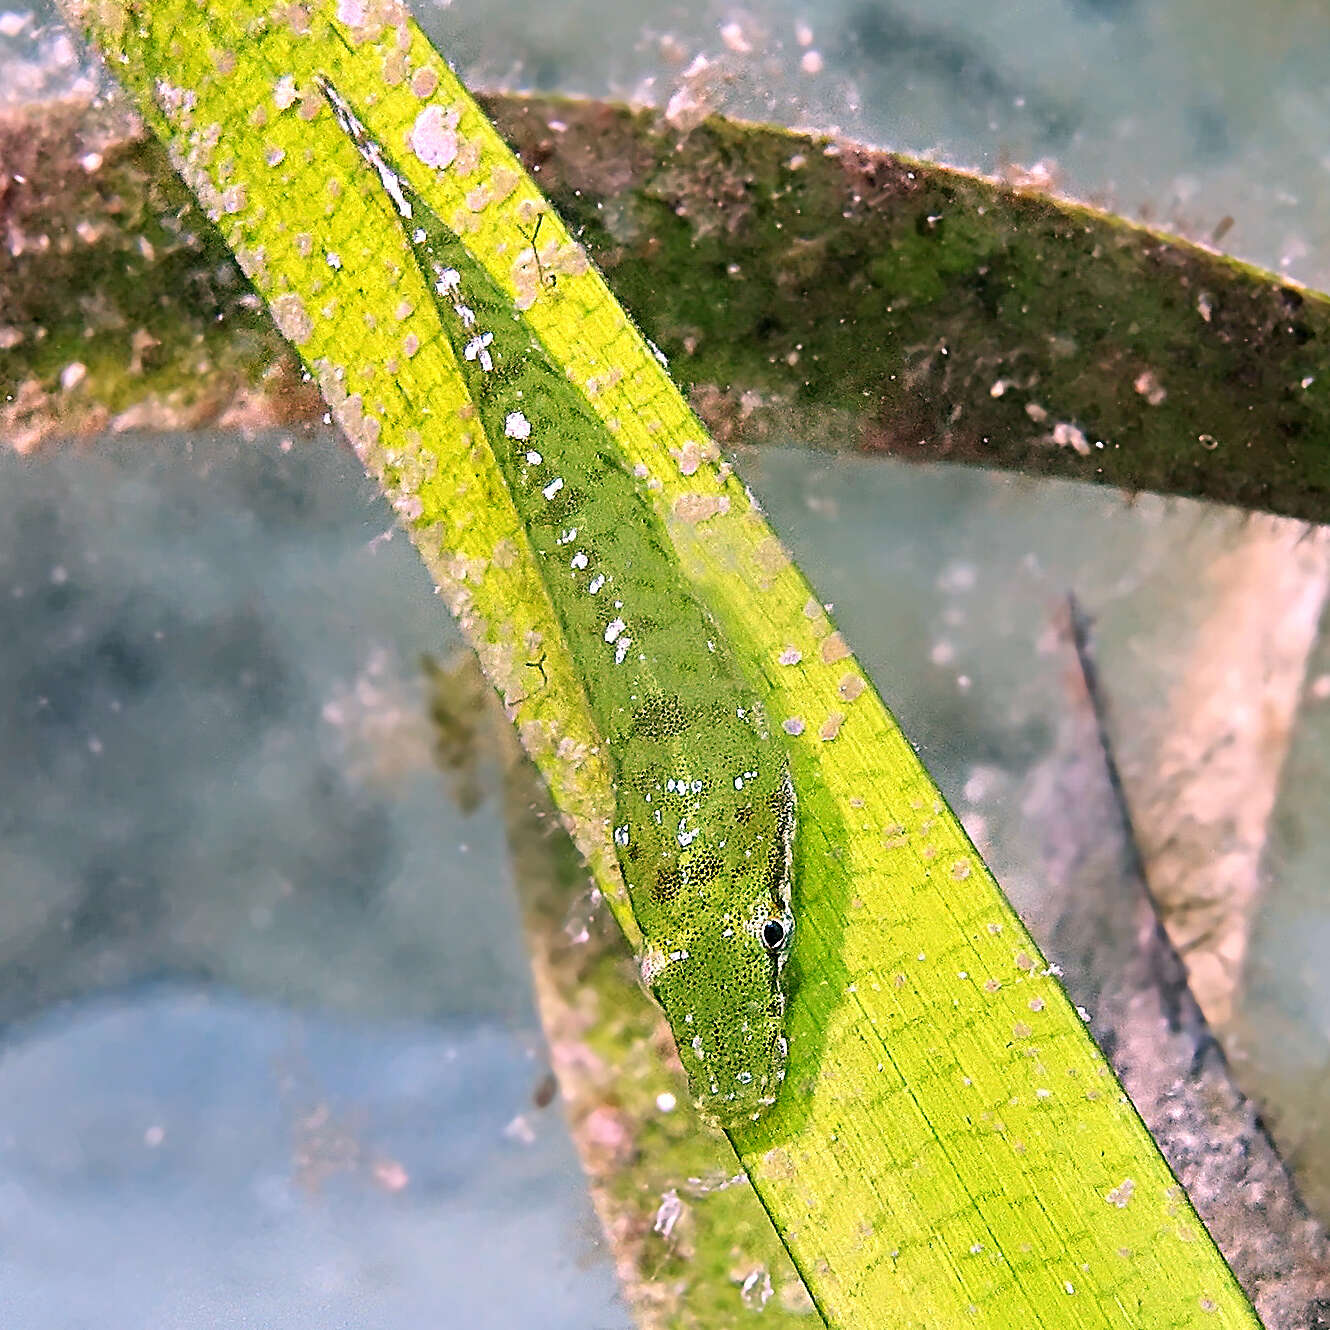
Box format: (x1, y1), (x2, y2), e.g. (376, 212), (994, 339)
(762, 919), (787, 951)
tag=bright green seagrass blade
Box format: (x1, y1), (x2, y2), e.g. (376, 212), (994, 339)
(58, 1), (1260, 1326)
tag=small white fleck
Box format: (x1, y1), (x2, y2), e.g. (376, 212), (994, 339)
(656, 1092), (677, 1113)
(503, 1114), (536, 1145)
(720, 21), (751, 52)
(1051, 421), (1091, 455)
(505, 411), (532, 440)
(326, 251), (342, 270)
(542, 476), (564, 500)
(654, 1189), (684, 1238)
(1105, 1178), (1136, 1208)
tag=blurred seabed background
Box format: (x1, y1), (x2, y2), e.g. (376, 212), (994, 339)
(3, 0), (1330, 1324)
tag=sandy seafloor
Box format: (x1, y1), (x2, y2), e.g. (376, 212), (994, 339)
(3, 0), (1330, 1324)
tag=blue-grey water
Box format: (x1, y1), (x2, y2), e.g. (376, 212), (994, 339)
(0, 988), (618, 1330)
(0, 433), (629, 1329)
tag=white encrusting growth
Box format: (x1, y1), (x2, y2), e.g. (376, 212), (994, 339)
(588, 574), (605, 594)
(409, 104), (459, 170)
(464, 332), (494, 371)
(542, 476), (564, 500)
(525, 449), (542, 465)
(505, 411), (532, 440)
(604, 618), (626, 643)
(571, 551), (589, 570)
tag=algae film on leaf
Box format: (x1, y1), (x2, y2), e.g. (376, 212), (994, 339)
(316, 75), (796, 1128)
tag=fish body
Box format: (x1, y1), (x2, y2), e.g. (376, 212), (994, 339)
(318, 77), (795, 1125)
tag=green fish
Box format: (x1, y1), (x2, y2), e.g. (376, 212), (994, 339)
(317, 76), (796, 1126)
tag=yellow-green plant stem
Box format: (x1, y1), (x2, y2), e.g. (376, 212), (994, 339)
(57, 2), (1261, 1326)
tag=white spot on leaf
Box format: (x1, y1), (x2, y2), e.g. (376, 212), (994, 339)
(410, 105), (459, 169)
